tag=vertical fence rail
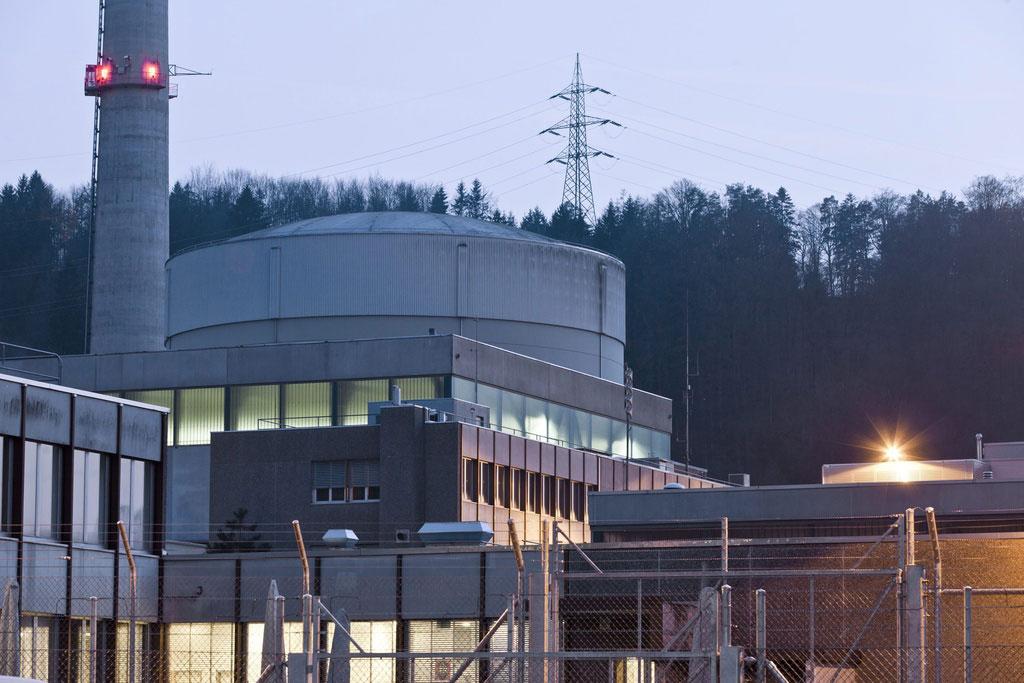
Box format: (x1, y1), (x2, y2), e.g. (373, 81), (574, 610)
(755, 588), (766, 683)
(963, 586), (972, 683)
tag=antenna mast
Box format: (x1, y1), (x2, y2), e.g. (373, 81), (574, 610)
(541, 54), (621, 225)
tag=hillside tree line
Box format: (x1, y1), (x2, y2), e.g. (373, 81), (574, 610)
(1, 168), (1021, 483)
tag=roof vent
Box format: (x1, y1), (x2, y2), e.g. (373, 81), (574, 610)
(418, 521), (493, 545)
(321, 529), (359, 549)
(664, 482), (685, 490)
(982, 470), (994, 480)
(728, 473), (751, 487)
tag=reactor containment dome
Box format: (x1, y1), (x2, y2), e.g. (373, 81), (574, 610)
(166, 212), (626, 380)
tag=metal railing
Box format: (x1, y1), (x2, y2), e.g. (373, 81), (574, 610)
(0, 340), (62, 383)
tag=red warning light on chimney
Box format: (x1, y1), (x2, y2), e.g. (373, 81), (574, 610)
(97, 63), (112, 84)
(143, 61), (160, 84)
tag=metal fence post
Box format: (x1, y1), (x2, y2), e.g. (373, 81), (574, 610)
(755, 589), (766, 683)
(719, 584), (732, 648)
(721, 517), (729, 573)
(963, 586), (972, 683)
(808, 577), (815, 680)
(89, 596), (98, 683)
(116, 521), (137, 683)
(906, 564), (925, 683)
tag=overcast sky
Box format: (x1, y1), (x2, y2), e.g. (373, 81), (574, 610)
(2, 1), (1022, 216)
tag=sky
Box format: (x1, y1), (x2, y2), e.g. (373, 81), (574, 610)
(1, 0), (1023, 217)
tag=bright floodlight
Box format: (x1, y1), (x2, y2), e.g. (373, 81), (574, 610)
(884, 445), (904, 462)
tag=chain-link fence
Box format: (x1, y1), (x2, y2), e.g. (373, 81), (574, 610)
(5, 517), (1024, 681)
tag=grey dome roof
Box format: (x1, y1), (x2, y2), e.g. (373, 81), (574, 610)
(226, 211), (562, 245)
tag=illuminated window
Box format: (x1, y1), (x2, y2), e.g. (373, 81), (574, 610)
(394, 376), (444, 401)
(548, 404), (570, 446)
(231, 384), (279, 431)
(630, 426), (653, 460)
(478, 384), (501, 430)
(166, 623), (234, 682)
(116, 621), (145, 682)
(177, 387), (224, 446)
(500, 390), (526, 436)
(610, 419), (628, 458)
(20, 616), (51, 680)
(245, 621), (397, 682)
(524, 397), (547, 442)
(284, 382), (330, 428)
(336, 379), (388, 425)
(142, 61), (160, 83)
(407, 620), (479, 683)
(123, 390), (173, 446)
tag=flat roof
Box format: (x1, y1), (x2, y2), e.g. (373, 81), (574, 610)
(588, 478), (1024, 528)
(0, 371), (169, 413)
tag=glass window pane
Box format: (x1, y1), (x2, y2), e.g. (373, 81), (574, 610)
(524, 397), (547, 442)
(572, 409), (591, 450)
(395, 376), (444, 401)
(450, 377), (476, 402)
(20, 616), (50, 679)
(610, 419), (628, 457)
(123, 390), (174, 446)
(335, 379), (387, 426)
(282, 382), (330, 428)
(548, 403), (570, 446)
(500, 390), (525, 437)
(167, 623), (235, 682)
(630, 426), (653, 460)
(477, 385), (501, 431)
(652, 430), (671, 459)
(591, 415), (612, 454)
(24, 442), (60, 539)
(230, 384), (279, 431)
(73, 450), (108, 545)
(120, 459), (153, 552)
(177, 387), (225, 446)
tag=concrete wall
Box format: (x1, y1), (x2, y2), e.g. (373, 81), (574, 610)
(56, 335), (670, 430)
(165, 217), (626, 380)
(209, 423), (385, 545)
(589, 479), (1024, 531)
(89, 0), (169, 353)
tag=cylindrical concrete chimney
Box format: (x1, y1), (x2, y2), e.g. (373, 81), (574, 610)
(88, 0), (169, 353)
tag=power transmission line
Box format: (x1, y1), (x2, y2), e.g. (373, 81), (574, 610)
(541, 54), (621, 225)
(583, 52), (1023, 175)
(605, 95), (935, 192)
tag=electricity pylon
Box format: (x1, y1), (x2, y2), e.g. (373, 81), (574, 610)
(541, 54), (621, 226)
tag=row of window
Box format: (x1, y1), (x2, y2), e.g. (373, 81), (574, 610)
(20, 616), (144, 682)
(169, 619), (510, 682)
(121, 376), (446, 447)
(452, 377), (671, 460)
(463, 459), (593, 522)
(312, 460), (381, 503)
(0, 436), (154, 550)
(115, 375), (671, 461)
